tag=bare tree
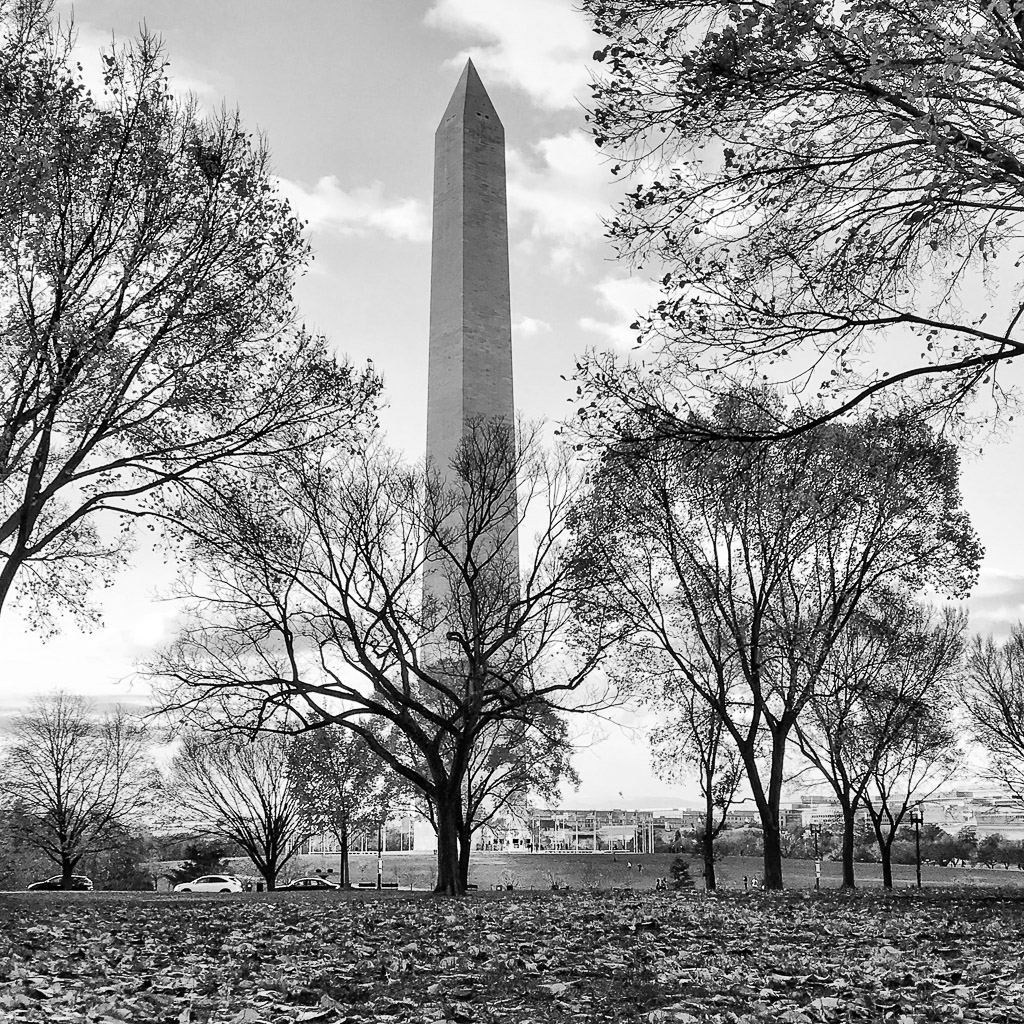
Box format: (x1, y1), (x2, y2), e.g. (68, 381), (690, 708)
(0, 1), (379, 626)
(0, 691), (154, 887)
(168, 732), (307, 890)
(796, 598), (967, 887)
(287, 722), (406, 887)
(861, 699), (960, 888)
(649, 679), (743, 890)
(962, 627), (1024, 803)
(575, 0), (1024, 443)
(153, 423), (616, 894)
(571, 395), (979, 888)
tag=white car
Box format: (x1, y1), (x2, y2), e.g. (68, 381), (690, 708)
(173, 874), (243, 893)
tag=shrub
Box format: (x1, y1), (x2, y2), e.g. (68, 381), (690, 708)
(669, 856), (694, 889)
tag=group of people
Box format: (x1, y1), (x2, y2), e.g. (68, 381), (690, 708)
(623, 860), (670, 890)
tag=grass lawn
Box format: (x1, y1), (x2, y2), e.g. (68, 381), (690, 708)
(1, 886), (1022, 1022)
(278, 850), (1024, 893)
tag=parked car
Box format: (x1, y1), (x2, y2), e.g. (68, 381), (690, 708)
(276, 876), (342, 891)
(27, 875), (94, 891)
(173, 874), (243, 893)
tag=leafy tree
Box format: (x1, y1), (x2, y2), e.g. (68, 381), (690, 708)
(577, 0), (1024, 442)
(570, 394), (979, 888)
(161, 840), (231, 888)
(861, 699), (960, 887)
(167, 732), (307, 890)
(962, 626), (1024, 803)
(994, 838), (1024, 870)
(0, 0), (379, 625)
(911, 823), (958, 867)
(78, 826), (156, 890)
(427, 703), (579, 886)
(796, 597), (967, 887)
(977, 833), (1004, 869)
(0, 805), (52, 889)
(668, 855), (694, 889)
(154, 423), (614, 894)
(287, 723), (406, 887)
(714, 826), (763, 859)
(649, 682), (742, 889)
(782, 823), (841, 863)
(852, 823), (881, 865)
(0, 691), (155, 887)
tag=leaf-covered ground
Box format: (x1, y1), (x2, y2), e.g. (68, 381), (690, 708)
(1, 888), (1022, 1023)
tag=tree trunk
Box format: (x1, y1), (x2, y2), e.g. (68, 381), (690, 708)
(840, 803), (856, 889)
(340, 821), (350, 888)
(263, 844), (278, 891)
(879, 839), (894, 889)
(702, 832), (716, 890)
(734, 722), (788, 889)
(702, 785), (717, 890)
(458, 825), (472, 891)
(60, 852), (74, 890)
(865, 805), (895, 889)
(434, 794), (463, 895)
(761, 816), (784, 889)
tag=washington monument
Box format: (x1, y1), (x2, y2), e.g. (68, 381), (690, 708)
(425, 59), (518, 593)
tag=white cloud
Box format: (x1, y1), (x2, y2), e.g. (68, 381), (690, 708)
(579, 274), (664, 348)
(425, 0), (594, 111)
(507, 130), (612, 274)
(69, 22), (223, 107)
(966, 570), (1024, 639)
(275, 176), (431, 243)
(514, 316), (552, 338)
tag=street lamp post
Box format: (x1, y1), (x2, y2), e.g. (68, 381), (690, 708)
(909, 807), (923, 889)
(377, 821), (384, 891)
(809, 823), (823, 890)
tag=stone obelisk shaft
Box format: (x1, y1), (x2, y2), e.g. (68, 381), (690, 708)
(425, 60), (518, 607)
(426, 59), (515, 481)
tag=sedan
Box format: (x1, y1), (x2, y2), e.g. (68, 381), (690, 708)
(276, 876), (342, 891)
(173, 874), (243, 893)
(27, 875), (94, 891)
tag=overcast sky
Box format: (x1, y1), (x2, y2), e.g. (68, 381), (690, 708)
(2, 0), (1021, 806)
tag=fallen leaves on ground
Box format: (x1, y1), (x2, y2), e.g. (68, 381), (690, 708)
(0, 887), (1021, 1023)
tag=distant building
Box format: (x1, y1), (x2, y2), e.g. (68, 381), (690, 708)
(921, 786), (1024, 841)
(782, 784), (1024, 840)
(298, 784), (1024, 856)
(300, 814), (421, 856)
(527, 808), (659, 852)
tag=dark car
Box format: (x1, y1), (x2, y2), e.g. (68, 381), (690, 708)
(276, 876), (342, 891)
(27, 874), (94, 891)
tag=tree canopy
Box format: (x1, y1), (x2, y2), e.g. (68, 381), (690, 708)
(570, 396), (980, 887)
(169, 732), (306, 890)
(287, 723), (406, 887)
(577, 0), (1024, 441)
(153, 424), (612, 894)
(0, 691), (155, 887)
(0, 0), (379, 625)
(963, 625), (1024, 803)
(795, 597), (966, 887)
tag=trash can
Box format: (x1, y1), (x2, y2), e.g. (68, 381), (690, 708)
(256, 881), (264, 892)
